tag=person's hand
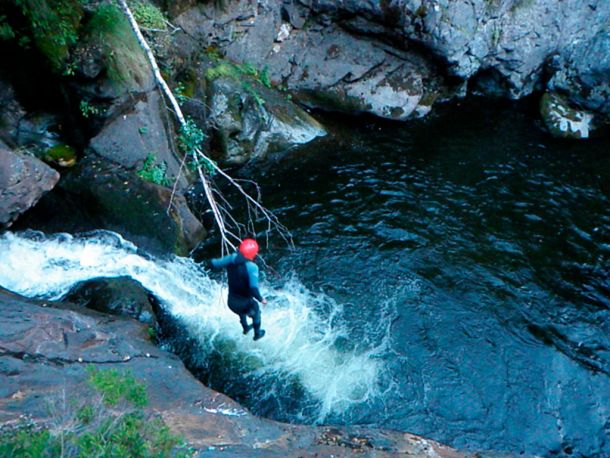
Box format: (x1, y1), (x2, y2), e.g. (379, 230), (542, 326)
(262, 299), (268, 305)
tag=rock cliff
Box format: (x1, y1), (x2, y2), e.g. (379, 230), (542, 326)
(0, 287), (468, 458)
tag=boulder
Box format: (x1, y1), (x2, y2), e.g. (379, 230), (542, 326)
(172, 0), (609, 121)
(206, 71), (326, 164)
(547, 29), (610, 117)
(540, 92), (596, 139)
(65, 277), (157, 325)
(60, 156), (205, 255)
(89, 91), (189, 190)
(0, 79), (26, 147)
(0, 147), (60, 228)
(0, 287), (469, 458)
(175, 2), (445, 121)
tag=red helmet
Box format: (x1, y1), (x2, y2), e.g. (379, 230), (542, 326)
(239, 238), (259, 260)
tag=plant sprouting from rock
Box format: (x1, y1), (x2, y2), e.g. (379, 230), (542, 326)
(116, 0), (292, 253)
(177, 119), (216, 175)
(0, 368), (191, 457)
(137, 153), (172, 186)
(79, 100), (100, 118)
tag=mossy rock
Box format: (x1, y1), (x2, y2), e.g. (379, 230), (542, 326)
(540, 92), (596, 139)
(45, 144), (77, 167)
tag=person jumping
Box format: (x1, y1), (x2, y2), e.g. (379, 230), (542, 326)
(210, 238), (267, 340)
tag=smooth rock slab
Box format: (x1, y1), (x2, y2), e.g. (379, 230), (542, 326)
(0, 287), (469, 458)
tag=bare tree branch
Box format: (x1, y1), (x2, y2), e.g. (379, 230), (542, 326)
(116, 0), (293, 254)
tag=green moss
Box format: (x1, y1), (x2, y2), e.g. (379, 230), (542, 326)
(45, 144), (77, 167)
(206, 60), (272, 88)
(130, 1), (166, 30)
(85, 3), (149, 89)
(5, 0), (83, 71)
(206, 62), (241, 80)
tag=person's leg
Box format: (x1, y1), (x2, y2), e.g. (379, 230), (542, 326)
(239, 313), (252, 334)
(228, 296), (252, 334)
(248, 301), (265, 340)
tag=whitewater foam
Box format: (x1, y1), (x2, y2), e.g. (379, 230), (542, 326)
(0, 230), (386, 421)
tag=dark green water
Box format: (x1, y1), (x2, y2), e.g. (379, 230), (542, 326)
(228, 98), (609, 457)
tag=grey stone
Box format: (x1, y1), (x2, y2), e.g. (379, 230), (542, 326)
(0, 148), (60, 228)
(548, 29), (610, 116)
(65, 277), (157, 325)
(0, 79), (25, 148)
(207, 74), (326, 164)
(89, 91), (189, 190)
(282, 1), (308, 29)
(175, 2), (447, 121)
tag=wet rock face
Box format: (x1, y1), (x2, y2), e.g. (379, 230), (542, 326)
(0, 80), (26, 148)
(60, 156), (205, 255)
(0, 147), (60, 228)
(174, 1), (444, 122)
(174, 0), (608, 122)
(207, 74), (326, 164)
(65, 277), (157, 325)
(548, 29), (610, 116)
(307, 0), (609, 100)
(0, 288), (470, 458)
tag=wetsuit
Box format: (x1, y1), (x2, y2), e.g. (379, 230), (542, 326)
(210, 252), (264, 337)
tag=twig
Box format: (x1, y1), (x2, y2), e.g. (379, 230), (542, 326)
(117, 0), (293, 254)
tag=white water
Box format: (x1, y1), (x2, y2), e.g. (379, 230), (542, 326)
(0, 230), (385, 421)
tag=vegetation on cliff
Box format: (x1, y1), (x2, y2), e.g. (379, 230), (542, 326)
(0, 367), (191, 457)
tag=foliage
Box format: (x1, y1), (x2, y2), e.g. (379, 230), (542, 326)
(2, 0), (83, 71)
(206, 60), (271, 107)
(87, 366), (148, 407)
(174, 82), (189, 105)
(76, 413), (186, 458)
(137, 153), (173, 187)
(206, 61), (272, 88)
(0, 426), (60, 458)
(86, 2), (149, 88)
(130, 1), (167, 30)
(79, 100), (101, 118)
(178, 118), (216, 175)
(0, 368), (191, 458)
(241, 81), (266, 107)
(0, 15), (15, 41)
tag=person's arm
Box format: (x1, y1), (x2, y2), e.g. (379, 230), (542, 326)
(210, 253), (236, 270)
(246, 262), (265, 303)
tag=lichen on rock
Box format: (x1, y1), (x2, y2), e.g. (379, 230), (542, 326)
(540, 92), (596, 139)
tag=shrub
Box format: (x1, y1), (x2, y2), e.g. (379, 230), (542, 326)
(137, 153), (173, 187)
(0, 368), (191, 457)
(131, 1), (166, 30)
(87, 367), (148, 407)
(3, 0), (83, 71)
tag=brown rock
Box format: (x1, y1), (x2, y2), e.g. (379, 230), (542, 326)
(0, 147), (60, 228)
(0, 288), (471, 458)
